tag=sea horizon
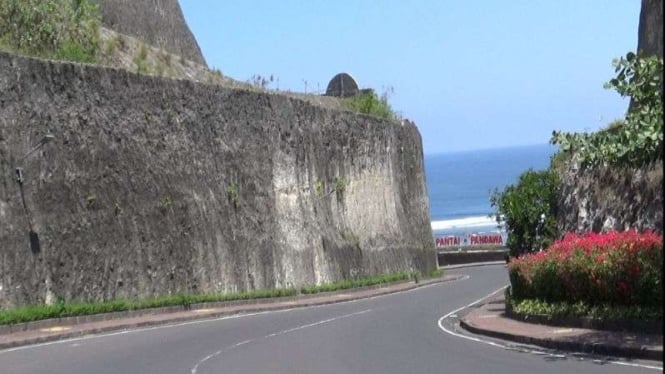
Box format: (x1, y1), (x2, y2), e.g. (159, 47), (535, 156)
(426, 143), (557, 236)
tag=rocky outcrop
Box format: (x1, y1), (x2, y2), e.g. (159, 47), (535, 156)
(638, 0), (663, 58)
(94, 0), (206, 66)
(556, 162), (663, 234)
(0, 51), (435, 308)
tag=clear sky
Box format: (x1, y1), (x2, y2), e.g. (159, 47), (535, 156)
(179, 1), (641, 155)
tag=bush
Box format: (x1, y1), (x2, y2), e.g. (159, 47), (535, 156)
(551, 52), (663, 168)
(0, 0), (100, 62)
(343, 89), (398, 120)
(508, 230), (663, 308)
(490, 169), (559, 257)
(510, 298), (662, 321)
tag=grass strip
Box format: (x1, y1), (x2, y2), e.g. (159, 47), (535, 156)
(0, 288), (296, 325)
(0, 269), (444, 325)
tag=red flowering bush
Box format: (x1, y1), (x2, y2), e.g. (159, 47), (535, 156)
(508, 230), (662, 308)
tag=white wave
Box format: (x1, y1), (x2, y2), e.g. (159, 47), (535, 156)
(431, 216), (499, 231)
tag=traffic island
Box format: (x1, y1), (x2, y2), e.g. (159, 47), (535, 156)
(459, 293), (663, 361)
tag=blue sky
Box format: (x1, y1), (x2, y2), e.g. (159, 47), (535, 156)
(179, 1), (641, 155)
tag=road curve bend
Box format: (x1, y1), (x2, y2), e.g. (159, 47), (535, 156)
(0, 265), (659, 373)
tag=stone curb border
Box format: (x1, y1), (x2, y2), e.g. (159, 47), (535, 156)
(459, 318), (662, 361)
(0, 275), (464, 351)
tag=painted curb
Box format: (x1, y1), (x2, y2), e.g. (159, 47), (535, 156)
(459, 318), (663, 361)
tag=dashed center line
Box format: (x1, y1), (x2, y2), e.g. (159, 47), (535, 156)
(190, 309), (372, 374)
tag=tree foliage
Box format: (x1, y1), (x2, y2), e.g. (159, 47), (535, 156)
(490, 169), (559, 257)
(551, 52), (663, 168)
(0, 0), (100, 62)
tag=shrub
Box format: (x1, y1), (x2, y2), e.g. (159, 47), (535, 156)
(343, 89), (398, 121)
(0, 0), (100, 62)
(490, 169), (559, 257)
(508, 230), (663, 308)
(510, 298), (662, 321)
(551, 52), (663, 168)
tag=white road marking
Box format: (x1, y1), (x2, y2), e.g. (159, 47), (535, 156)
(436, 285), (663, 371)
(0, 273), (469, 355)
(190, 309), (372, 374)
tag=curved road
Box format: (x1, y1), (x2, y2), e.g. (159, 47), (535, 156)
(0, 265), (659, 373)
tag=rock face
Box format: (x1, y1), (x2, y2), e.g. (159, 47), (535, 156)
(638, 0), (663, 57)
(94, 0), (206, 66)
(555, 0), (663, 235)
(0, 52), (435, 308)
(556, 162), (663, 234)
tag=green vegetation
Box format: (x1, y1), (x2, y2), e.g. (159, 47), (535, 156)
(0, 269), (440, 325)
(551, 52), (663, 168)
(509, 296), (662, 321)
(314, 179), (324, 197)
(428, 268), (444, 278)
(334, 177), (346, 201)
(343, 88), (399, 121)
(0, 288), (297, 325)
(227, 181), (239, 209)
(300, 272), (412, 294)
(133, 43), (150, 74)
(0, 0), (100, 62)
(158, 196), (172, 212)
(493, 52), (663, 259)
(211, 67), (223, 78)
(490, 169), (559, 257)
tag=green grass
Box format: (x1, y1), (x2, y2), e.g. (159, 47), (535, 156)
(301, 271), (423, 294)
(428, 268), (444, 278)
(0, 288), (296, 325)
(0, 269), (443, 325)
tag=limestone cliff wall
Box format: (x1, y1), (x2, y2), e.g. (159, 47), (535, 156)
(556, 162), (663, 234)
(638, 0), (663, 58)
(94, 0), (206, 65)
(0, 52), (435, 308)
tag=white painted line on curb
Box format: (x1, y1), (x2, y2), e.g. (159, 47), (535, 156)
(190, 309), (372, 374)
(436, 286), (663, 371)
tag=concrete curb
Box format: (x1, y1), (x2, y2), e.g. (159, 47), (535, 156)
(459, 318), (663, 361)
(0, 275), (464, 350)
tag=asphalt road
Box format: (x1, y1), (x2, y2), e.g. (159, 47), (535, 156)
(0, 265), (659, 373)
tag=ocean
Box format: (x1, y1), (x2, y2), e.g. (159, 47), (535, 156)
(425, 143), (557, 237)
